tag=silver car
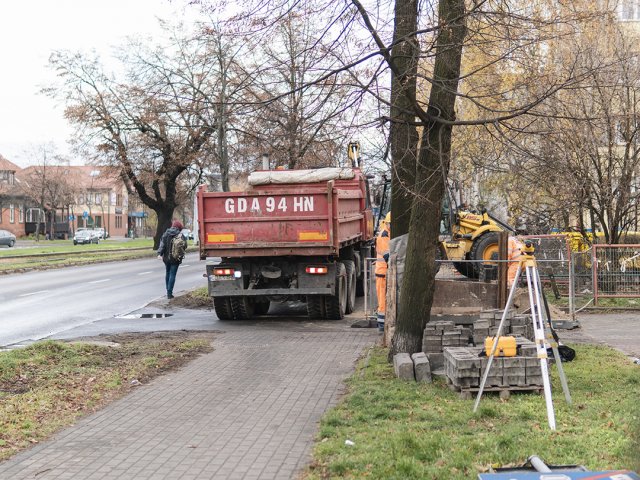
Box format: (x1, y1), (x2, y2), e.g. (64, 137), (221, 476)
(73, 229), (99, 245)
(0, 229), (16, 247)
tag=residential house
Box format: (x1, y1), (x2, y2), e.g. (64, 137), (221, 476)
(0, 155), (31, 236)
(0, 154), (132, 238)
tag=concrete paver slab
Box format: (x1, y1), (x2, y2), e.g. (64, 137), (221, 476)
(0, 321), (379, 480)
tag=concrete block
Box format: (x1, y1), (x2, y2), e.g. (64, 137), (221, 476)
(481, 357), (503, 373)
(426, 352), (445, 372)
(435, 321), (455, 332)
(474, 320), (491, 330)
(520, 345), (538, 357)
(511, 325), (526, 335)
(424, 338), (443, 344)
(502, 357), (526, 369)
(511, 315), (529, 326)
(479, 310), (499, 319)
(503, 374), (528, 386)
(411, 352), (432, 383)
(526, 374), (544, 386)
(393, 353), (415, 381)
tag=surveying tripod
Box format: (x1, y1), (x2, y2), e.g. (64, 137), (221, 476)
(473, 241), (572, 430)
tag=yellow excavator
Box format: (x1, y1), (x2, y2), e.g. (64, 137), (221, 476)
(375, 178), (514, 279)
(441, 205), (515, 278)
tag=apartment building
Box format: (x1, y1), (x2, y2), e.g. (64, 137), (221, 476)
(0, 155), (132, 238)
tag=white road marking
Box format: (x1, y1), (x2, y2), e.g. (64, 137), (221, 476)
(19, 290), (49, 297)
(138, 271), (153, 275)
(89, 279), (110, 284)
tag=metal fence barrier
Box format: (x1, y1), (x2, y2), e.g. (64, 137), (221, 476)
(365, 237), (640, 320)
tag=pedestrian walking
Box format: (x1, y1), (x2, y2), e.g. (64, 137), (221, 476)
(157, 220), (187, 299)
(375, 212), (391, 332)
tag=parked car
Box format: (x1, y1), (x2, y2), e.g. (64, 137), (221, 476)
(73, 229), (99, 245)
(0, 229), (16, 247)
(93, 228), (109, 240)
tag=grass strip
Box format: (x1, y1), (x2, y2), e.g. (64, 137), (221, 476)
(305, 344), (640, 479)
(0, 332), (213, 461)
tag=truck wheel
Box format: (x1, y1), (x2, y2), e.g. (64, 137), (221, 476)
(231, 297), (254, 320)
(306, 296), (326, 319)
(325, 262), (347, 320)
(213, 297), (234, 320)
(470, 232), (500, 278)
(255, 299), (270, 315)
(342, 260), (356, 314)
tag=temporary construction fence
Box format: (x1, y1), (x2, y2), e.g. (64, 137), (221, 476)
(591, 244), (640, 302)
(364, 233), (640, 323)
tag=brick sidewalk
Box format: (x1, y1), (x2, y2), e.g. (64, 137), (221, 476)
(0, 322), (379, 480)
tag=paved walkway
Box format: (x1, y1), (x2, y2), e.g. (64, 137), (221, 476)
(0, 320), (379, 480)
(1, 305), (637, 480)
(559, 312), (640, 358)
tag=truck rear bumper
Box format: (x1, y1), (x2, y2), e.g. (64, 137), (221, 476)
(206, 260), (336, 297)
(209, 287), (332, 297)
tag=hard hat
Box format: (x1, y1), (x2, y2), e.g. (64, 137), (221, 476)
(384, 212), (391, 223)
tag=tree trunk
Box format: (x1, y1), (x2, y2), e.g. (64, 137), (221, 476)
(154, 208), (175, 249)
(390, 0), (419, 238)
(390, 0), (466, 357)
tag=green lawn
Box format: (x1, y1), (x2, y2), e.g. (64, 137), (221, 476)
(0, 238), (154, 256)
(305, 344), (640, 479)
(0, 239), (198, 272)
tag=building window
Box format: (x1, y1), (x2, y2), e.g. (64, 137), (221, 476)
(19, 205), (24, 223)
(78, 194), (84, 205)
(95, 216), (102, 228)
(9, 204), (14, 223)
(116, 194), (123, 206)
(0, 171), (15, 184)
(95, 193), (102, 205)
(115, 215), (122, 228)
(619, 0), (640, 20)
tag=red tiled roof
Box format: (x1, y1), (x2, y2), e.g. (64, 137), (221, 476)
(0, 154), (21, 172)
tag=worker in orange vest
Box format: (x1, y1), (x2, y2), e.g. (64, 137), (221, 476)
(375, 212), (391, 332)
(507, 235), (525, 287)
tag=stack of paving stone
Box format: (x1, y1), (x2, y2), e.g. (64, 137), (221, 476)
(422, 321), (472, 353)
(443, 341), (544, 394)
(471, 310), (534, 346)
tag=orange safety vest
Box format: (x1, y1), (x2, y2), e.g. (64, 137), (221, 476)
(375, 226), (390, 276)
(507, 236), (524, 286)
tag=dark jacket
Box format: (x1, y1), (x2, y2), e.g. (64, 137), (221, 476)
(157, 227), (184, 265)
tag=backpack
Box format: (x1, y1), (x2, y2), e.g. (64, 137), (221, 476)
(169, 234), (187, 263)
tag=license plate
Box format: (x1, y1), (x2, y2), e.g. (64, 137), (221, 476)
(211, 275), (235, 281)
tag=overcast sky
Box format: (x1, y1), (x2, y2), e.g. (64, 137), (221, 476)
(0, 0), (198, 167)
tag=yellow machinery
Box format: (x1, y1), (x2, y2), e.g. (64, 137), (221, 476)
(442, 207), (514, 279)
(374, 177), (513, 279)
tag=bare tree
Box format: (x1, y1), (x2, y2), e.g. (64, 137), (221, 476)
(244, 8), (365, 169)
(18, 146), (73, 241)
(47, 29), (219, 247)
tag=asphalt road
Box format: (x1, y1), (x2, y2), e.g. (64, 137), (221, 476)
(0, 252), (211, 348)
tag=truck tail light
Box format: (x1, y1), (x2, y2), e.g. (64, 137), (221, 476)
(214, 268), (235, 276)
(306, 266), (328, 274)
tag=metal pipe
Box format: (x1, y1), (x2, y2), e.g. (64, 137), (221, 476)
(527, 455), (552, 473)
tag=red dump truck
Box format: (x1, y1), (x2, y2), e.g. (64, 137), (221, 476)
(197, 167), (374, 320)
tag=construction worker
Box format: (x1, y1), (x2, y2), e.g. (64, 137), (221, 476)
(507, 235), (525, 287)
(375, 212), (391, 332)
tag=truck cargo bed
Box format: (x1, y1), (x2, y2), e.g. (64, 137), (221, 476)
(198, 176), (372, 259)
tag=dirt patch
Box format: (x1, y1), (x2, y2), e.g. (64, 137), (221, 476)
(0, 330), (216, 462)
(169, 292), (212, 310)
